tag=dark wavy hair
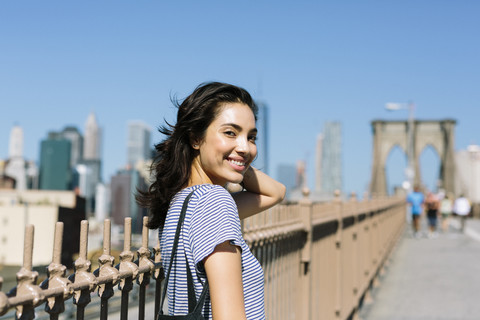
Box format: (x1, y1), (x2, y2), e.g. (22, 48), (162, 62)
(137, 82), (258, 229)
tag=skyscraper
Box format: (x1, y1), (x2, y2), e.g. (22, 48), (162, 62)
(5, 125), (27, 190)
(8, 125), (23, 158)
(315, 133), (323, 192)
(110, 168), (147, 233)
(319, 122), (342, 194)
(39, 138), (71, 190)
(60, 126), (84, 168)
(127, 120), (152, 167)
(84, 112), (101, 161)
(276, 163), (297, 195)
(252, 101), (269, 174)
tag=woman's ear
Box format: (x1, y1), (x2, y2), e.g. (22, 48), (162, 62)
(190, 138), (200, 150)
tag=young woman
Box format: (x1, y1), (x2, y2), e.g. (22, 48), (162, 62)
(137, 82), (286, 319)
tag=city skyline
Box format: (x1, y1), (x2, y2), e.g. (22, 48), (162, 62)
(1, 1), (480, 196)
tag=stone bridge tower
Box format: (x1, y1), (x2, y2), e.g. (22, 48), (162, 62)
(370, 119), (456, 196)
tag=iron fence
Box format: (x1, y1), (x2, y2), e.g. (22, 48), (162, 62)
(0, 191), (405, 320)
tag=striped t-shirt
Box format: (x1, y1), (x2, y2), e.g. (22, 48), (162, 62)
(160, 184), (265, 319)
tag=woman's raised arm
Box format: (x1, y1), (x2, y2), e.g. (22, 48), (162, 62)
(231, 166), (286, 220)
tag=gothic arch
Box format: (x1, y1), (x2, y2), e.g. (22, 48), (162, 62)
(370, 119), (456, 196)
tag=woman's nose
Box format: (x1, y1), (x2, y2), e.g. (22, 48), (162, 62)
(236, 136), (249, 154)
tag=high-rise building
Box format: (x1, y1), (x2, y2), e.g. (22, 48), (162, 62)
(84, 112), (101, 161)
(39, 138), (71, 190)
(73, 159), (101, 215)
(5, 125), (27, 190)
(8, 125), (23, 158)
(252, 101), (269, 174)
(110, 168), (147, 234)
(315, 133), (324, 193)
(60, 126), (84, 168)
(319, 122), (342, 194)
(276, 163), (297, 195)
(127, 121), (152, 167)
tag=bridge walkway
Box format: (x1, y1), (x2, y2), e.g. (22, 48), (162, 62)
(359, 217), (480, 320)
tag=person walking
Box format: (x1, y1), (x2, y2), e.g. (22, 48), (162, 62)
(137, 82), (286, 319)
(440, 193), (453, 232)
(453, 194), (471, 233)
(407, 185), (425, 238)
(425, 192), (439, 238)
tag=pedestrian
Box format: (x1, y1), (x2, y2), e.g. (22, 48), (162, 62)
(453, 194), (471, 233)
(137, 82), (286, 319)
(440, 193), (453, 232)
(425, 192), (439, 238)
(407, 185), (425, 238)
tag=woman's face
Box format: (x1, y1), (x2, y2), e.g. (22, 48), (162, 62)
(193, 102), (257, 186)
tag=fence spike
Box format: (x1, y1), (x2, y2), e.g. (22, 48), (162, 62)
(72, 220), (97, 312)
(96, 219), (119, 298)
(0, 277), (9, 316)
(137, 217), (154, 285)
(43, 222), (73, 317)
(119, 217), (139, 290)
(15, 224), (44, 319)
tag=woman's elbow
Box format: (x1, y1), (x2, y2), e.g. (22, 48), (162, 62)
(276, 183), (287, 204)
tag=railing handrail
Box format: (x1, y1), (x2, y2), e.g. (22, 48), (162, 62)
(0, 193), (406, 320)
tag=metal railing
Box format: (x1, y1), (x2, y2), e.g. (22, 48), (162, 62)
(0, 191), (405, 320)
(242, 191), (405, 320)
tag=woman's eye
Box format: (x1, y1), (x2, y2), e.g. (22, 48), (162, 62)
(224, 131), (236, 137)
(249, 135), (257, 142)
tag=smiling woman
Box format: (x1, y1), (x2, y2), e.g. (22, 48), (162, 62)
(136, 82), (286, 319)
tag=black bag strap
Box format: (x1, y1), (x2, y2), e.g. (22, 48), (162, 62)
(159, 190), (209, 316)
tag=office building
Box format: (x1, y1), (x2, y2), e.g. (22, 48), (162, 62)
(39, 137), (71, 190)
(276, 163), (297, 197)
(252, 101), (269, 174)
(127, 121), (152, 167)
(5, 125), (27, 190)
(315, 133), (324, 193)
(84, 112), (101, 161)
(319, 122), (342, 194)
(110, 169), (148, 234)
(59, 126), (84, 168)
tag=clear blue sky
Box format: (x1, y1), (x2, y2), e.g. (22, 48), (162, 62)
(1, 1), (479, 196)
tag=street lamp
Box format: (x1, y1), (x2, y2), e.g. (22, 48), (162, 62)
(385, 101), (415, 192)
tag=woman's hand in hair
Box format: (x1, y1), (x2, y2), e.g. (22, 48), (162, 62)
(232, 166), (286, 220)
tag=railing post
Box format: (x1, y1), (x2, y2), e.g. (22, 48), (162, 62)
(349, 192), (360, 320)
(334, 190), (343, 319)
(0, 277), (9, 317)
(137, 216), (154, 320)
(118, 218), (139, 320)
(13, 225), (45, 320)
(42, 222), (73, 319)
(96, 219), (119, 320)
(152, 234), (163, 317)
(299, 188), (312, 320)
(71, 220), (97, 320)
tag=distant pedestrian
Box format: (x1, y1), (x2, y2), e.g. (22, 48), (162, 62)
(425, 192), (439, 238)
(407, 185), (425, 237)
(453, 194), (471, 232)
(440, 193), (453, 232)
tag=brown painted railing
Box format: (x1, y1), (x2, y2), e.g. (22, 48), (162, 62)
(0, 191), (405, 320)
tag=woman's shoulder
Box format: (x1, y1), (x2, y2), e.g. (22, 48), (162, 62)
(190, 184), (233, 202)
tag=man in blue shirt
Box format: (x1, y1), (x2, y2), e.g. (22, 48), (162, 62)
(407, 185), (425, 237)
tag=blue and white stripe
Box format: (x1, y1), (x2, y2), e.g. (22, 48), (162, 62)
(160, 184), (265, 319)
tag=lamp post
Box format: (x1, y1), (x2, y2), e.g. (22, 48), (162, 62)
(385, 101), (415, 193)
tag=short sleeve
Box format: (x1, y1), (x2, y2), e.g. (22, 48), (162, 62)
(188, 186), (243, 267)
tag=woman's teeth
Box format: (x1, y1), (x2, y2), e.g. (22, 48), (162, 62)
(229, 159), (245, 166)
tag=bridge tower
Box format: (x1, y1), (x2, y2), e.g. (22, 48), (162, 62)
(370, 119), (456, 196)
